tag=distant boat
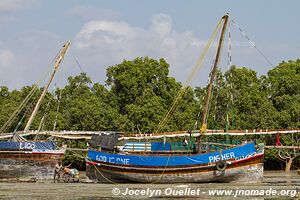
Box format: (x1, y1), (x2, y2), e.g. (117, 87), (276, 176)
(85, 14), (264, 183)
(0, 41), (70, 180)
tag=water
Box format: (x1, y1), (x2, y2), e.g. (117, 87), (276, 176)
(0, 171), (299, 200)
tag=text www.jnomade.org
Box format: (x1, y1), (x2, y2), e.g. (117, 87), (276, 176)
(111, 187), (298, 198)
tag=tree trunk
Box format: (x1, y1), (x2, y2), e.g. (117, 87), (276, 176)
(285, 157), (293, 173)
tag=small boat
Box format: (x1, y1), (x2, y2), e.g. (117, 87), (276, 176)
(0, 41), (70, 180)
(85, 14), (265, 183)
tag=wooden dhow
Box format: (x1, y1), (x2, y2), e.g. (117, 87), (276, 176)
(85, 14), (265, 183)
(0, 41), (70, 180)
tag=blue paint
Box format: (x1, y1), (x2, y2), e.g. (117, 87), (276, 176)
(87, 143), (257, 166)
(0, 141), (56, 150)
(151, 142), (171, 151)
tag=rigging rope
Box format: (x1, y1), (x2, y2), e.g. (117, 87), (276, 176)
(53, 89), (62, 131)
(35, 95), (53, 140)
(226, 19), (232, 145)
(67, 149), (116, 184)
(154, 18), (223, 135)
(0, 86), (39, 133)
(68, 148), (171, 184)
(183, 19), (223, 86)
(151, 154), (171, 184)
(10, 100), (35, 138)
(228, 14), (275, 68)
(74, 57), (94, 91)
(204, 59), (217, 129)
(227, 19), (232, 69)
(154, 86), (189, 134)
(204, 19), (227, 131)
(0, 50), (60, 134)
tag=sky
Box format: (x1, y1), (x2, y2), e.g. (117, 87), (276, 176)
(0, 0), (299, 89)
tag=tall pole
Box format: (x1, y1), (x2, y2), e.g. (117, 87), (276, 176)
(200, 15), (228, 134)
(24, 41), (70, 132)
(198, 15), (228, 153)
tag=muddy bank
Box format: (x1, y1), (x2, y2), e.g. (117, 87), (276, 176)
(0, 171), (299, 200)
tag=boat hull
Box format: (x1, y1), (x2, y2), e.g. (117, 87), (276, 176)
(0, 150), (64, 180)
(86, 142), (264, 184)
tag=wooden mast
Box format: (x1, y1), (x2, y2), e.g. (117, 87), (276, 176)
(24, 41), (70, 132)
(198, 15), (228, 152)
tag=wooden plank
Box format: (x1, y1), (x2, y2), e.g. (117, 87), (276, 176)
(265, 145), (300, 149)
(1, 129), (299, 140)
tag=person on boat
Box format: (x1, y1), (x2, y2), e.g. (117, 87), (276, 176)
(183, 136), (188, 146)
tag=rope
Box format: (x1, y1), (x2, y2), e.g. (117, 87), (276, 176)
(225, 19), (232, 145)
(35, 85), (58, 139)
(74, 57), (94, 91)
(12, 115), (25, 134)
(67, 148), (172, 184)
(85, 156), (116, 184)
(35, 100), (52, 140)
(184, 18), (223, 86)
(204, 18), (227, 130)
(151, 154), (171, 184)
(207, 87), (214, 127)
(154, 86), (189, 134)
(0, 49), (60, 134)
(0, 86), (39, 134)
(227, 19), (232, 69)
(211, 74), (222, 130)
(228, 14), (274, 68)
(53, 90), (62, 131)
(154, 18), (223, 135)
(9, 101), (36, 141)
(67, 148), (116, 184)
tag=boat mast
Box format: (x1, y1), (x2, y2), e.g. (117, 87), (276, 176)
(24, 41), (70, 132)
(200, 15), (229, 134)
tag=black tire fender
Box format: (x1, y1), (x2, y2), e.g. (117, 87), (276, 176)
(216, 160), (227, 171)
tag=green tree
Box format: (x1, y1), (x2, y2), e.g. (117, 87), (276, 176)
(265, 59), (300, 172)
(267, 59), (300, 128)
(106, 57), (198, 133)
(58, 73), (119, 131)
(225, 66), (278, 130)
